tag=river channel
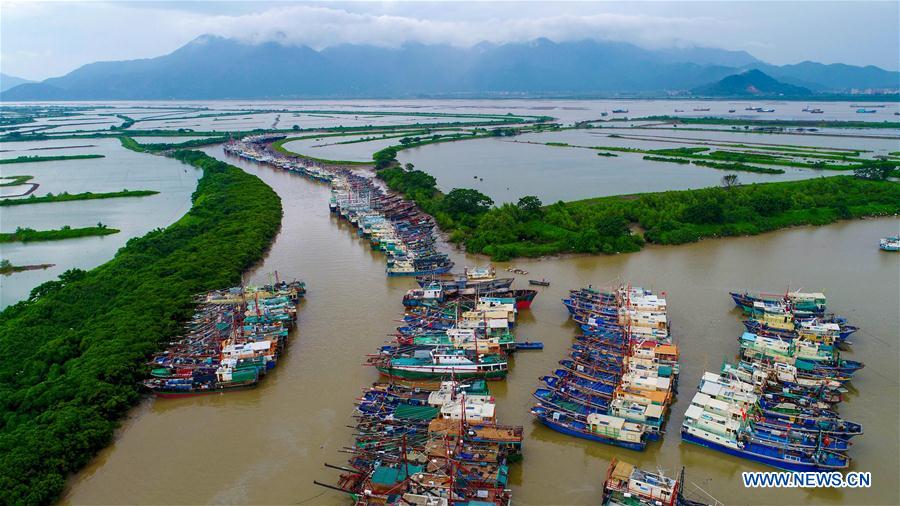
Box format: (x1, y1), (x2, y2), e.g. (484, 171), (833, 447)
(59, 143), (900, 506)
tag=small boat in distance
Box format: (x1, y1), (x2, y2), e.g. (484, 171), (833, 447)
(529, 279), (551, 286)
(674, 109), (685, 113)
(612, 109), (629, 114)
(693, 108), (711, 112)
(880, 236), (900, 251)
(728, 109), (736, 113)
(856, 108), (877, 113)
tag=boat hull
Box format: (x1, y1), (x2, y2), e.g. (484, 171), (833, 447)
(534, 415), (646, 451)
(148, 381), (258, 398)
(681, 429), (846, 472)
(375, 366), (508, 381)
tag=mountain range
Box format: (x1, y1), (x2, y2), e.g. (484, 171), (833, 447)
(0, 73), (33, 93)
(2, 36), (898, 100)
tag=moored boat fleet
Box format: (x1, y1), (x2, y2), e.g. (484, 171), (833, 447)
(531, 284), (679, 451)
(681, 289), (864, 471)
(143, 278), (306, 397)
(225, 133), (873, 498)
(330, 172), (453, 276)
(224, 135), (453, 277)
(317, 267), (538, 505)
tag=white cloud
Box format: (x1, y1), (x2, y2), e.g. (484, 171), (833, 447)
(1, 1), (897, 80)
(183, 5), (713, 50)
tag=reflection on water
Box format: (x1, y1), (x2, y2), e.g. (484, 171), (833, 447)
(60, 145), (899, 506)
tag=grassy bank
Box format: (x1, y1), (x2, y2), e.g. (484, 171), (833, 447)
(0, 189), (159, 207)
(0, 150), (282, 504)
(0, 175), (33, 186)
(0, 225), (120, 243)
(270, 135), (375, 165)
(378, 167), (900, 260)
(0, 154), (104, 164)
(634, 116), (900, 129)
(536, 140), (871, 172)
(118, 135), (229, 153)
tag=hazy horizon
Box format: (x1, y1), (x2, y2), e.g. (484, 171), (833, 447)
(2, 1), (898, 81)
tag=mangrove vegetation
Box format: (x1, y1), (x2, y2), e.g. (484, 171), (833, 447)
(0, 150), (282, 504)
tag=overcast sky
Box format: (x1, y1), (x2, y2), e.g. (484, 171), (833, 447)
(2, 1), (898, 80)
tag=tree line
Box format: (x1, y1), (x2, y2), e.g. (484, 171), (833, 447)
(0, 150), (282, 504)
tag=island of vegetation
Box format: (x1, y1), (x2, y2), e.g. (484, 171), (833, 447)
(0, 150), (282, 504)
(0, 260), (55, 275)
(0, 224), (120, 243)
(0, 154), (105, 164)
(0, 189), (159, 207)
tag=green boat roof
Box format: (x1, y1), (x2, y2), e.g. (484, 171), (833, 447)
(393, 404), (439, 420)
(461, 380), (490, 396)
(371, 464), (424, 485)
(392, 357), (428, 366)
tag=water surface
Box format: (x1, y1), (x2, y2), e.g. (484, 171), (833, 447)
(60, 145), (900, 506)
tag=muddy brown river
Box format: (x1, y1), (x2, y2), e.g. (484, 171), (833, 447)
(60, 145), (899, 506)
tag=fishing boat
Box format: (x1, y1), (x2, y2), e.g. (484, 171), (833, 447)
(531, 405), (648, 450)
(602, 458), (712, 506)
(727, 109), (736, 113)
(730, 290), (827, 316)
(370, 348), (509, 380)
(529, 279), (551, 286)
(693, 108), (711, 112)
(879, 236), (900, 251)
(856, 108), (877, 113)
(612, 109), (629, 114)
(681, 398), (850, 471)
